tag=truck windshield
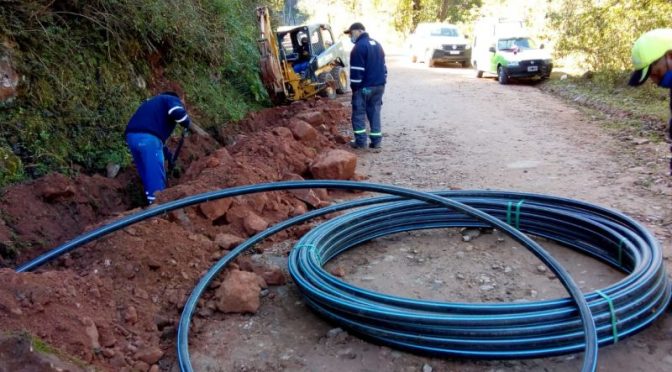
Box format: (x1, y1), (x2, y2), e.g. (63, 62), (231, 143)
(497, 38), (537, 50)
(430, 28), (459, 37)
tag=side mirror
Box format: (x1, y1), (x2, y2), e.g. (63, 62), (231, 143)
(488, 46), (496, 53)
(540, 43), (545, 49)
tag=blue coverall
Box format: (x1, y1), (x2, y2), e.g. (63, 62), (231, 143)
(125, 93), (190, 204)
(349, 32), (387, 148)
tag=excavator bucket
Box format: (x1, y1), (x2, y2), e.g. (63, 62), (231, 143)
(256, 7), (287, 103)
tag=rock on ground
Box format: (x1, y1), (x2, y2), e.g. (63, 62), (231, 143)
(215, 233), (245, 250)
(215, 270), (263, 314)
(309, 150), (357, 180)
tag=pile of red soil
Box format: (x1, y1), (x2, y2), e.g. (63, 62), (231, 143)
(0, 98), (353, 371)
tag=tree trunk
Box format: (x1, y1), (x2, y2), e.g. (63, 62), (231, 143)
(412, 0), (422, 28)
(439, 0), (450, 21)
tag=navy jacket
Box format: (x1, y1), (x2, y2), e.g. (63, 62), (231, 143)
(125, 94), (191, 143)
(349, 33), (387, 90)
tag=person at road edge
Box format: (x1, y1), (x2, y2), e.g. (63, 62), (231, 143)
(629, 29), (672, 174)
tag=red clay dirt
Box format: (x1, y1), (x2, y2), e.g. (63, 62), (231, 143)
(0, 98), (352, 371)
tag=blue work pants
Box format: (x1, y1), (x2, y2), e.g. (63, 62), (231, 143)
(351, 85), (385, 146)
(125, 133), (166, 204)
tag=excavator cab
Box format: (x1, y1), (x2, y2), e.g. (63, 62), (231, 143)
(257, 7), (350, 105)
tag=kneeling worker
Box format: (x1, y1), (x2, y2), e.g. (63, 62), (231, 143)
(125, 92), (191, 204)
(629, 29), (672, 174)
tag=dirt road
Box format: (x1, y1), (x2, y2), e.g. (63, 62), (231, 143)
(191, 57), (672, 371)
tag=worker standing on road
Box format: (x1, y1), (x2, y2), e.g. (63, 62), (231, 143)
(125, 92), (191, 204)
(629, 29), (672, 174)
(345, 22), (387, 150)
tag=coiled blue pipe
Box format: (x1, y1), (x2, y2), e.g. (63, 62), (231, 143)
(17, 181), (671, 372)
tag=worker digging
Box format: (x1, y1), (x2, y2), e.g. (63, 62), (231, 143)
(125, 92), (192, 205)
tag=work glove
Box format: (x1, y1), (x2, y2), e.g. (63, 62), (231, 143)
(362, 87), (371, 96)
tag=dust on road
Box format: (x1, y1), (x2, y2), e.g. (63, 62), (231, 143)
(193, 57), (672, 372)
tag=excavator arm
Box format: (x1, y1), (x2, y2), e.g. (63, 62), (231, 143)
(256, 7), (287, 104)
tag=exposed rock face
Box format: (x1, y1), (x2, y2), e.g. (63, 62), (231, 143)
(0, 51), (19, 103)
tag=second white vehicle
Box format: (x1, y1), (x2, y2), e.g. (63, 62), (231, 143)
(408, 23), (471, 68)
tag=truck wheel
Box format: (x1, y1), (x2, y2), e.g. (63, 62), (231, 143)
(474, 62), (483, 78)
(497, 66), (509, 85)
(318, 73), (337, 99)
(425, 50), (435, 68)
(322, 86), (337, 99)
(333, 67), (349, 94)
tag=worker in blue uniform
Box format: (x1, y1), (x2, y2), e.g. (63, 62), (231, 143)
(125, 92), (191, 204)
(345, 22), (387, 150)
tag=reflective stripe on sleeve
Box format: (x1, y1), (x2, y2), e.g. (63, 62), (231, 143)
(168, 106), (184, 115)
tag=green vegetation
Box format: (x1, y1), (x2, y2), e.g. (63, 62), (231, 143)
(0, 0), (269, 187)
(28, 332), (90, 369)
(395, 0), (483, 30)
(548, 0), (672, 73)
(542, 0), (672, 137)
(544, 72), (670, 139)
(29, 333), (59, 355)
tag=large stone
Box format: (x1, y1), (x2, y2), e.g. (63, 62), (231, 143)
(38, 173), (75, 202)
(132, 361), (151, 372)
(106, 163), (121, 179)
(237, 193), (268, 213)
(290, 201), (308, 217)
(134, 347), (164, 365)
(225, 206), (251, 227)
(288, 119), (318, 142)
(283, 173), (321, 208)
(271, 126), (294, 140)
(295, 111), (324, 126)
(81, 317), (101, 350)
(309, 150), (357, 180)
(243, 213), (268, 235)
(198, 198), (233, 221)
(182, 148), (233, 182)
(215, 270), (262, 313)
(261, 266), (286, 286)
(214, 233), (244, 250)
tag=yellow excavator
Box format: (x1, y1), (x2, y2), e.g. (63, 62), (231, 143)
(256, 7), (350, 105)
